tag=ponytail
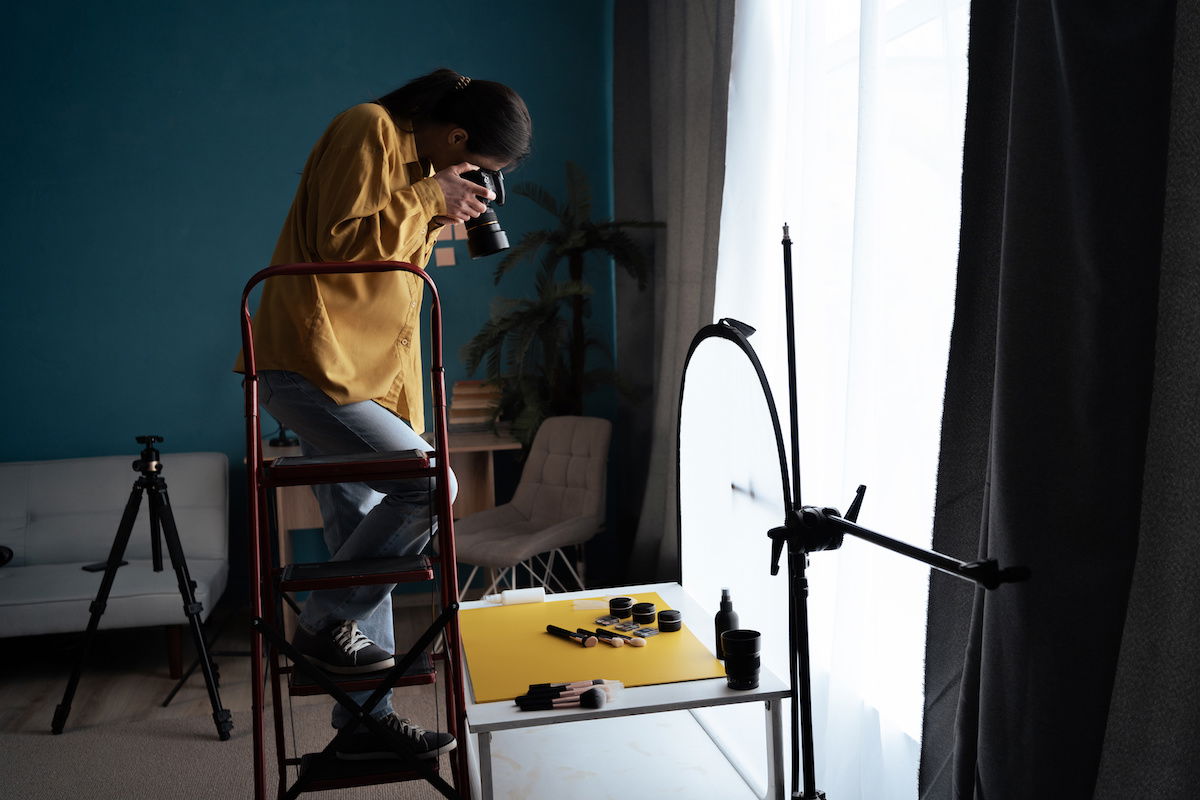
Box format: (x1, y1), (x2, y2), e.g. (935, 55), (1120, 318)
(377, 68), (532, 165)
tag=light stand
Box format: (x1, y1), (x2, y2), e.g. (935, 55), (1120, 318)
(675, 226), (1028, 799)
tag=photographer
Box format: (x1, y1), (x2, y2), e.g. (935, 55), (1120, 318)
(241, 68), (532, 761)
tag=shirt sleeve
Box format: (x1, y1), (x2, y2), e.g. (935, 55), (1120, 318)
(307, 108), (447, 263)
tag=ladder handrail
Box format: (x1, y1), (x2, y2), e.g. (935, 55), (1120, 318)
(240, 260), (466, 799)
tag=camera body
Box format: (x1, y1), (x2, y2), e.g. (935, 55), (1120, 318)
(461, 169), (509, 259)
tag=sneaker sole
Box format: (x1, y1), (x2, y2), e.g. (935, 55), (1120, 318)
(336, 739), (458, 761)
(304, 655), (396, 675)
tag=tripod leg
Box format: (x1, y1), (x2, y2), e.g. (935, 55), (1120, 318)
(151, 486), (234, 741)
(150, 493), (164, 573)
(162, 603), (250, 707)
(52, 484), (144, 734)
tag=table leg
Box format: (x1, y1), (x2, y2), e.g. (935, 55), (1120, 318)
(478, 730), (494, 800)
(765, 698), (785, 799)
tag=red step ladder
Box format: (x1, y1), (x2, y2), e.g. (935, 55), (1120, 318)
(239, 262), (469, 799)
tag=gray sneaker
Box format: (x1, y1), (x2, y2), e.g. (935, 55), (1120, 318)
(336, 713), (457, 761)
(292, 620), (395, 674)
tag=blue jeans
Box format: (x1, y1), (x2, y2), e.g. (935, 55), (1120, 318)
(260, 370), (457, 728)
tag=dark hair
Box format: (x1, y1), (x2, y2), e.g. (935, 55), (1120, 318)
(377, 68), (532, 166)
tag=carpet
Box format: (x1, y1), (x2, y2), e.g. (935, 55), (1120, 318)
(3, 693), (458, 799)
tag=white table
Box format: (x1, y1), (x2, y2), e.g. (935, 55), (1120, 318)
(460, 582), (788, 799)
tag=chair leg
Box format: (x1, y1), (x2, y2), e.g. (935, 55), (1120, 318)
(519, 559), (539, 589)
(480, 566), (508, 597)
(531, 552), (569, 593)
(552, 548), (587, 591)
(534, 553), (554, 590)
(457, 565), (480, 602)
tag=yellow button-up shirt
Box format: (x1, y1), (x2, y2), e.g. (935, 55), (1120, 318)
(242, 103), (446, 433)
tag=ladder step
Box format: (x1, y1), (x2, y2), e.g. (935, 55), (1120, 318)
(295, 751), (439, 791)
(286, 652), (435, 696)
(279, 555), (433, 591)
(264, 449), (432, 487)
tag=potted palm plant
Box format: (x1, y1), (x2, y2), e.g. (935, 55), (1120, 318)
(462, 161), (662, 448)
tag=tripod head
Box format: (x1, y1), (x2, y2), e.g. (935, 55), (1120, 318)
(133, 435), (164, 476)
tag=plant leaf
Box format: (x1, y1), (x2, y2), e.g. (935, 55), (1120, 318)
(514, 182), (562, 220)
(565, 161), (592, 227)
(594, 229), (651, 288)
(494, 229), (552, 284)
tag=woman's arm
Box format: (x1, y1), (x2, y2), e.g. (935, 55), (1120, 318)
(308, 109), (445, 263)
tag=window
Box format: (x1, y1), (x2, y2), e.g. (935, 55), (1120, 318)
(679, 1), (970, 795)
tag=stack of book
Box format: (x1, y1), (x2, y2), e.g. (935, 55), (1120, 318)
(448, 380), (501, 432)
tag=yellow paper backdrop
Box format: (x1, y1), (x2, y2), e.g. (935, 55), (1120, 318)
(459, 592), (726, 703)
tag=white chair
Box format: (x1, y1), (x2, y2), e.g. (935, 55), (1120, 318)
(454, 416), (611, 598)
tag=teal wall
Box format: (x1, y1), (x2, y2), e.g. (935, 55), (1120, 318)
(0, 2), (614, 461)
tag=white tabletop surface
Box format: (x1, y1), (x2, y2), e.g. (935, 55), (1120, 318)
(460, 582), (790, 734)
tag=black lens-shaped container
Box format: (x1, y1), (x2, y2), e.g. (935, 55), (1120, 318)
(657, 609), (682, 632)
(609, 597), (634, 619)
(462, 169), (509, 259)
(631, 602), (657, 625)
(721, 629), (761, 690)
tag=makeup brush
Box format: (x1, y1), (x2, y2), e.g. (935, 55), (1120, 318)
(521, 682), (623, 701)
(515, 686), (607, 711)
(546, 624), (597, 647)
(527, 679), (624, 691)
(579, 627), (623, 646)
(597, 629), (647, 647)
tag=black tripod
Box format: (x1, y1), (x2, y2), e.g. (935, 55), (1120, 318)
(51, 435), (233, 740)
(677, 227), (1028, 798)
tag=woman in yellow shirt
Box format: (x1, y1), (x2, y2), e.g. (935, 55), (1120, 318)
(249, 68), (531, 762)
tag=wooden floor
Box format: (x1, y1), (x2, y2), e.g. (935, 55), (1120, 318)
(0, 596), (443, 735)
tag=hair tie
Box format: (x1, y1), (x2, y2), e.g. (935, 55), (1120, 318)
(454, 75), (472, 91)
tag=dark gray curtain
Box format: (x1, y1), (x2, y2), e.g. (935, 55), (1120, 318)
(1092, 1), (1200, 796)
(612, 0), (736, 582)
(919, 2), (1186, 798)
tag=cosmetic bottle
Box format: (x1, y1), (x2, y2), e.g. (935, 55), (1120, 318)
(714, 588), (739, 659)
(483, 587), (546, 605)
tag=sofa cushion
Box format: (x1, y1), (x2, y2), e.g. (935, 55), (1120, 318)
(4, 452), (227, 566)
(0, 462), (31, 566)
(0, 450), (229, 640)
(0, 558), (228, 638)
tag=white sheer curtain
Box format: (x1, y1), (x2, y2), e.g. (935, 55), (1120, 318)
(679, 0), (969, 796)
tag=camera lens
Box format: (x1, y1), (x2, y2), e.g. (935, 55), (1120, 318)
(721, 629), (761, 690)
(461, 169), (510, 260)
(466, 209), (509, 259)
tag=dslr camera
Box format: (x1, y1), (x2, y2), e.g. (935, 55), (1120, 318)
(461, 169), (509, 259)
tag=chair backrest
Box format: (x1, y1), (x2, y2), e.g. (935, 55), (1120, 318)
(510, 417), (612, 527)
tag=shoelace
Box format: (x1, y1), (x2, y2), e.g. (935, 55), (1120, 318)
(332, 620), (374, 656)
(383, 715), (426, 743)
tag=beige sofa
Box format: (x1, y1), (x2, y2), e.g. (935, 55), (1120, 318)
(0, 452), (229, 662)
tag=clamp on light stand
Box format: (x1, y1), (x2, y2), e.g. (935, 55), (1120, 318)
(675, 226), (1028, 800)
(769, 490), (1030, 590)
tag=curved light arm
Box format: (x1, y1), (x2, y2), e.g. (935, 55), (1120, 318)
(674, 318), (797, 570)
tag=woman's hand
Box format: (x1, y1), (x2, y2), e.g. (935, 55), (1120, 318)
(432, 163), (495, 224)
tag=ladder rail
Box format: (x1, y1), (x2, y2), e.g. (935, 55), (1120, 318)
(241, 261), (467, 799)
